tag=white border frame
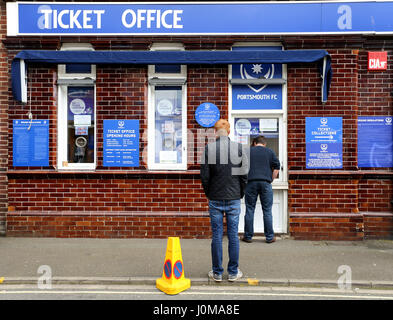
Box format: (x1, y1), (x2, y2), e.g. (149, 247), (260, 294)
(57, 43), (97, 171)
(57, 85), (97, 171)
(229, 42), (288, 233)
(147, 43), (187, 171)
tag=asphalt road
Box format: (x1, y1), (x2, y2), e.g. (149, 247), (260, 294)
(1, 284), (393, 300)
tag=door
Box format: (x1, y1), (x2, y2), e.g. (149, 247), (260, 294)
(232, 115), (288, 234)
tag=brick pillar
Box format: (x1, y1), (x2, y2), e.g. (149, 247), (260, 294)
(0, 2), (8, 235)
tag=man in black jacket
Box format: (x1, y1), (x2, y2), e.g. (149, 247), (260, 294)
(200, 119), (248, 282)
(242, 135), (280, 244)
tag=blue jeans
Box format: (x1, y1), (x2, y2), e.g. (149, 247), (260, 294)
(244, 180), (274, 241)
(209, 199), (241, 276)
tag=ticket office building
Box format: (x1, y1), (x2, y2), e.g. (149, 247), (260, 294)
(2, 1), (393, 240)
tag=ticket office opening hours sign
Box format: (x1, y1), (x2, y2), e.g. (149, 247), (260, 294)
(103, 119), (139, 167)
(306, 117), (343, 169)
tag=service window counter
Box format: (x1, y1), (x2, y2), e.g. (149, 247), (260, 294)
(229, 44), (288, 235)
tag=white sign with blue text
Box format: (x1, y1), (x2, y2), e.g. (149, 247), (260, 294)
(306, 117), (343, 169)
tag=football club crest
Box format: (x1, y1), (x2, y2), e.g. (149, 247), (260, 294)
(240, 63), (275, 93)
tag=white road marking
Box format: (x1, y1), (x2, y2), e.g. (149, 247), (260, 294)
(1, 289), (393, 299)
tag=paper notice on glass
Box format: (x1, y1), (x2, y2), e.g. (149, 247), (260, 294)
(235, 135), (249, 145)
(162, 121), (175, 133)
(160, 151), (177, 164)
(75, 126), (89, 135)
(259, 119), (277, 132)
(74, 115), (91, 126)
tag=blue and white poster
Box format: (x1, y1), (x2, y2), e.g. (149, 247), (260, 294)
(13, 119), (49, 167)
(195, 102), (220, 127)
(103, 120), (139, 167)
(232, 46), (283, 110)
(306, 117), (343, 169)
(358, 116), (392, 168)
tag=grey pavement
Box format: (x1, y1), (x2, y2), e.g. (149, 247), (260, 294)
(1, 236), (393, 289)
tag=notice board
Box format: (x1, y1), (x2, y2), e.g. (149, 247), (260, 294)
(358, 116), (392, 167)
(13, 119), (49, 167)
(103, 119), (139, 167)
(306, 117), (343, 169)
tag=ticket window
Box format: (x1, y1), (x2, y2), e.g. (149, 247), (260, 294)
(58, 84), (96, 170)
(153, 86), (185, 167)
(57, 43), (96, 170)
(147, 43), (187, 170)
(233, 117), (283, 182)
(66, 87), (95, 164)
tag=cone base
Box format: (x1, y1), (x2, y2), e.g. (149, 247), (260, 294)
(156, 277), (191, 295)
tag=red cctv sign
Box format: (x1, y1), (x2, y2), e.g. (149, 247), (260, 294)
(368, 51), (387, 71)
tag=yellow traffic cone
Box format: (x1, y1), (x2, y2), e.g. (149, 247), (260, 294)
(156, 237), (191, 295)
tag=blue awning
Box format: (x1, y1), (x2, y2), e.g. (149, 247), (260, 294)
(11, 49), (332, 102)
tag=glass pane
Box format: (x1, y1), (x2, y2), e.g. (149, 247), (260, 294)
(154, 86), (183, 165)
(66, 64), (92, 74)
(154, 64), (181, 73)
(234, 117), (279, 158)
(67, 87), (95, 163)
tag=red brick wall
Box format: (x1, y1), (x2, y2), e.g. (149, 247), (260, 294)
(287, 49), (359, 170)
(288, 178), (359, 214)
(364, 213), (393, 240)
(4, 33), (393, 239)
(6, 212), (212, 239)
(290, 213), (364, 241)
(359, 178), (393, 212)
(96, 65), (148, 169)
(8, 64), (57, 168)
(8, 174), (207, 212)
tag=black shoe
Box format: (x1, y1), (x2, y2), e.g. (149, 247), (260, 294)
(241, 237), (252, 243)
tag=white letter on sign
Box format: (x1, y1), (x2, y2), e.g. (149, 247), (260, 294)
(122, 9), (137, 28)
(337, 5), (352, 30)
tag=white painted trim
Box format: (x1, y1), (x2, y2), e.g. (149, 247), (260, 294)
(6, 2), (18, 37)
(57, 85), (97, 171)
(147, 83), (188, 171)
(20, 59), (27, 104)
(12, 1), (393, 6)
(12, 1), (393, 36)
(147, 43), (188, 171)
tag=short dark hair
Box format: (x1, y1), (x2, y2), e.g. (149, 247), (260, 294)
(252, 135), (267, 145)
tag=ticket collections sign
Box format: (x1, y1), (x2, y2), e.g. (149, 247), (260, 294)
(306, 117), (343, 169)
(358, 116), (392, 167)
(13, 119), (49, 167)
(103, 120), (139, 167)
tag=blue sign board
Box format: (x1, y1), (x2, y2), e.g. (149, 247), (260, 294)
(358, 116), (393, 168)
(13, 119), (49, 167)
(103, 120), (139, 167)
(232, 46), (283, 110)
(195, 103), (220, 127)
(9, 2), (393, 36)
(306, 117), (343, 169)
